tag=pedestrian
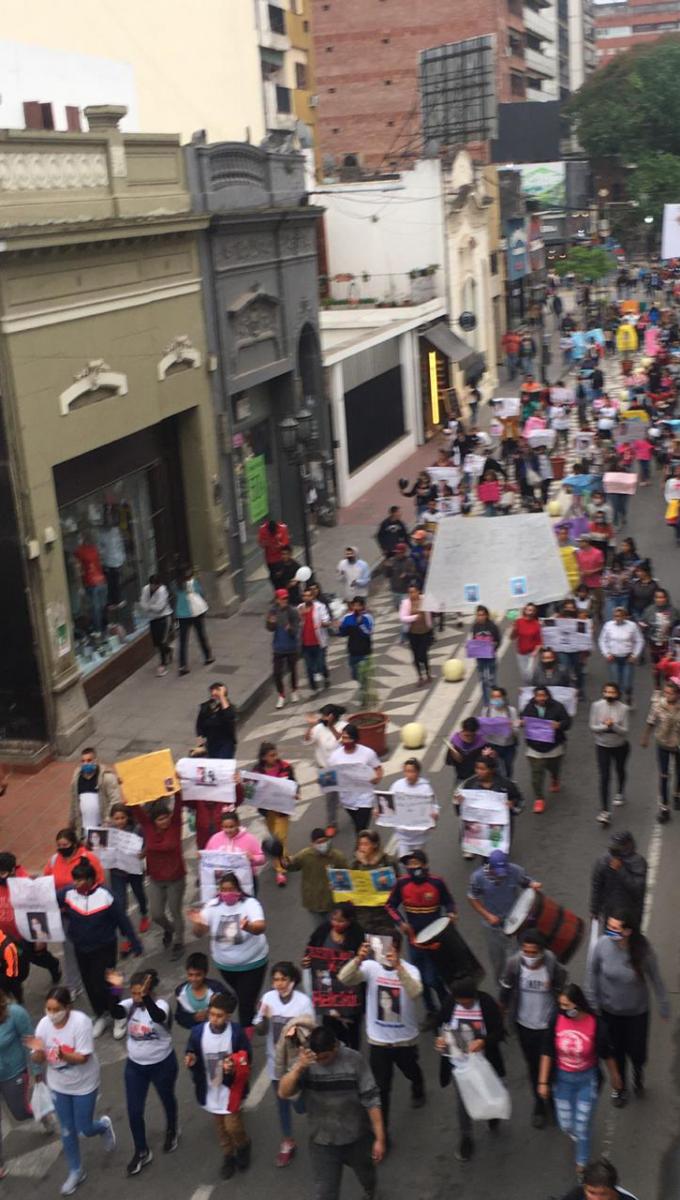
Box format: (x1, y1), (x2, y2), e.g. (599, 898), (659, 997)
(0, 933), (22, 1004)
(638, 588), (679, 685)
(587, 910), (669, 1100)
(258, 516), (290, 584)
(277, 1026), (386, 1200)
(174, 951), (229, 1029)
(195, 682), (237, 758)
(328, 724), (383, 835)
(174, 565), (214, 676)
(557, 526), (581, 593)
(304, 902), (365, 1049)
(538, 983), (623, 1180)
(135, 798), (186, 960)
(479, 687), (520, 777)
(600, 558), (632, 625)
(598, 608), (643, 704)
(435, 976), (506, 1163)
(266, 588), (300, 710)
(270, 545), (302, 604)
(0, 987), (50, 1178)
(337, 546), (371, 602)
(589, 684), (630, 825)
(455, 753), (524, 861)
(248, 741), (297, 886)
(628, 560), (657, 621)
(386, 758), (439, 859)
(510, 603), (542, 684)
(399, 471), (437, 517)
(184, 991), (252, 1180)
(303, 704), (347, 837)
(386, 542), (417, 640)
(106, 967), (179, 1175)
(298, 585), (331, 693)
(576, 538), (605, 623)
(107, 803), (150, 957)
(521, 685), (571, 814)
(386, 849), (456, 1025)
(446, 717), (490, 783)
(338, 931), (425, 1134)
(68, 747), (121, 840)
(351, 831), (399, 931)
(520, 332), (536, 374)
(139, 574), (173, 675)
(189, 871), (268, 1032)
(204, 810), (265, 887)
(284, 827), (348, 925)
(467, 382), (482, 424)
(554, 598), (588, 696)
(27, 986), (115, 1195)
(467, 850), (541, 983)
(499, 929), (566, 1129)
(337, 596), (374, 688)
(59, 861), (141, 1038)
(469, 604), (501, 705)
(590, 832), (647, 931)
(375, 504), (410, 560)
(253, 961), (316, 1166)
(44, 831), (105, 996)
(634, 436), (653, 485)
(640, 678), (680, 821)
(557, 1155), (640, 1200)
(400, 583), (433, 685)
(501, 328), (521, 380)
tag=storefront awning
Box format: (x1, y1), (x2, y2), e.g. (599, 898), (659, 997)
(421, 321), (476, 367)
(463, 352), (486, 382)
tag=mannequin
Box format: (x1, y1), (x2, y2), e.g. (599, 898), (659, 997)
(74, 532), (107, 633)
(99, 509), (126, 606)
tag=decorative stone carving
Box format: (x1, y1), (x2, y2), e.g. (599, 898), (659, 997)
(227, 286), (281, 355)
(157, 335), (202, 381)
(209, 147), (267, 191)
(59, 360), (128, 416)
(0, 152), (108, 192)
(215, 232), (276, 269)
(280, 225), (312, 256)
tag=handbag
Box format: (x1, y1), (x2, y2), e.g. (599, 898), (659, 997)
(30, 1080), (55, 1123)
(452, 1052), (512, 1121)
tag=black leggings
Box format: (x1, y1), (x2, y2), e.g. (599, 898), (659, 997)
(408, 633), (431, 678)
(178, 616), (212, 670)
(601, 1009), (649, 1087)
(369, 1043), (424, 1128)
(75, 941), (117, 1017)
(218, 962), (267, 1028)
(348, 808), (373, 833)
(595, 744), (629, 811)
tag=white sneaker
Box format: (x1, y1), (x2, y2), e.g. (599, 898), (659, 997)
(92, 1014), (110, 1038)
(597, 810), (611, 824)
(100, 1115), (116, 1153)
(276, 694), (285, 709)
(113, 1017), (127, 1041)
(290, 690), (300, 703)
(613, 793), (625, 806)
(313, 673), (324, 684)
(61, 1169), (86, 1196)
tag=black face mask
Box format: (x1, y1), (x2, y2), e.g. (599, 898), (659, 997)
(407, 867), (426, 882)
(58, 846), (75, 858)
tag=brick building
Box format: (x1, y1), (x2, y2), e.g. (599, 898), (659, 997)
(594, 0), (680, 63)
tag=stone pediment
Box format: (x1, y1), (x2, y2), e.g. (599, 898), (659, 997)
(227, 285), (281, 353)
(59, 359), (128, 415)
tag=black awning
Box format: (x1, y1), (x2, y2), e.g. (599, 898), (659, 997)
(463, 352), (486, 383)
(422, 320), (476, 367)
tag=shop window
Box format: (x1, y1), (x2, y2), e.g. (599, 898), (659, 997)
(344, 366), (405, 474)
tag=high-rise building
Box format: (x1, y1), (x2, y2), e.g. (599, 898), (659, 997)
(594, 0), (680, 63)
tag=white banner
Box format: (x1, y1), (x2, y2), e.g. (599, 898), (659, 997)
(199, 850), (253, 901)
(375, 790), (435, 832)
(7, 876), (64, 942)
(427, 466), (461, 489)
(176, 757), (237, 805)
(519, 685), (578, 717)
(459, 789), (510, 858)
(85, 827), (144, 875)
(333, 761), (375, 801)
(541, 617), (592, 653)
(241, 770), (297, 815)
(493, 397), (520, 418)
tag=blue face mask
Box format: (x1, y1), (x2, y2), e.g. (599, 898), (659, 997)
(606, 930), (624, 941)
(490, 698), (504, 709)
(80, 763), (97, 778)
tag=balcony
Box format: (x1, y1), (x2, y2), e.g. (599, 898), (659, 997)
(257, 0), (290, 52)
(525, 43), (555, 75)
(523, 4), (555, 41)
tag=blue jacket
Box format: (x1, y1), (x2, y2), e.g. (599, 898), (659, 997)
(175, 579), (207, 620)
(186, 1020), (252, 1106)
(58, 885), (141, 955)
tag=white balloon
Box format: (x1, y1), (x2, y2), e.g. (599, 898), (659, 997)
(295, 565), (312, 583)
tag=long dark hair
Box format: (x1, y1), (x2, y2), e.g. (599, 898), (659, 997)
(561, 982), (594, 1015)
(256, 741), (277, 769)
(611, 910), (648, 980)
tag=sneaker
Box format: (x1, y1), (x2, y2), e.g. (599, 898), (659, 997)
(276, 1140), (296, 1168)
(548, 779), (560, 793)
(156, 666), (168, 677)
(113, 1017), (127, 1041)
(462, 850), (475, 860)
(204, 656), (216, 665)
(290, 690), (300, 703)
(163, 1128), (179, 1154)
(139, 915), (151, 934)
(92, 1013), (110, 1038)
(61, 1169), (87, 1196)
(127, 1149), (153, 1176)
(220, 1156), (235, 1180)
(633, 1070), (645, 1096)
(100, 1115), (116, 1152)
(597, 810), (611, 825)
(324, 825), (337, 838)
(275, 872), (287, 887)
(455, 1136), (474, 1162)
(179, 667), (190, 676)
(610, 1088), (627, 1108)
(162, 929), (173, 948)
(170, 943), (184, 962)
(314, 673), (324, 685)
(276, 694), (285, 709)
(235, 1140), (251, 1171)
(613, 793), (625, 807)
(533, 798), (546, 814)
(657, 805), (671, 824)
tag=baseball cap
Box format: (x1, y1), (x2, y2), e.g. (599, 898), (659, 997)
(400, 848), (428, 865)
(274, 588), (288, 598)
(311, 827), (327, 841)
(488, 850), (509, 875)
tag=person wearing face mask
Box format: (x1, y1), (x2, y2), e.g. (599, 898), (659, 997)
(530, 647), (571, 689)
(189, 872), (268, 1033)
(435, 977), (506, 1163)
(479, 687), (520, 778)
(337, 546), (370, 603)
(638, 587), (679, 685)
(185, 992), (252, 1181)
(586, 911), (669, 1103)
(520, 686), (572, 814)
(386, 851), (456, 1026)
(305, 902), (366, 1050)
(205, 811), (265, 892)
(27, 986), (115, 1195)
(383, 758), (439, 859)
(283, 828), (348, 926)
(589, 683), (631, 825)
(350, 831), (399, 930)
(538, 984), (623, 1181)
(598, 608), (644, 706)
(135, 798), (186, 959)
(68, 748), (121, 840)
(0, 985), (52, 1178)
(328, 725), (383, 835)
(468, 851), (542, 983)
(641, 678), (680, 821)
(253, 961), (315, 1166)
(303, 704), (347, 837)
(45, 830), (106, 997)
(590, 833), (647, 930)
(499, 929), (566, 1128)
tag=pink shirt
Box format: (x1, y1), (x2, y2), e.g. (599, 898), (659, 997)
(555, 1013), (597, 1073)
(576, 546), (604, 589)
(634, 439), (653, 461)
(204, 828), (266, 870)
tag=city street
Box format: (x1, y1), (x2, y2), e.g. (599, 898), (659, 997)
(7, 460), (680, 1200)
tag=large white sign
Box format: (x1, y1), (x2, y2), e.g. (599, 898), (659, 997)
(459, 789), (510, 858)
(85, 827), (144, 875)
(8, 876), (64, 942)
(176, 757), (237, 805)
(241, 771), (297, 815)
(375, 790), (435, 832)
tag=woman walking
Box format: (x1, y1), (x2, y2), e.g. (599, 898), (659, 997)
(0, 988), (50, 1178)
(304, 903), (365, 1049)
(587, 911), (669, 1100)
(175, 565), (215, 676)
(27, 987), (115, 1195)
(107, 803), (150, 958)
(253, 961), (314, 1166)
(189, 871), (268, 1033)
(303, 704), (347, 837)
(184, 992), (252, 1180)
(479, 686), (520, 778)
(248, 742), (298, 887)
(510, 603), (542, 684)
(520, 685), (571, 814)
(538, 983), (622, 1180)
(469, 605), (501, 705)
(400, 584), (433, 686)
(140, 573), (173, 676)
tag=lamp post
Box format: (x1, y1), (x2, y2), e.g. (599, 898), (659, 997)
(279, 408), (314, 570)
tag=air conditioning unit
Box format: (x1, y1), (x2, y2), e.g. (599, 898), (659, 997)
(309, 94), (319, 107)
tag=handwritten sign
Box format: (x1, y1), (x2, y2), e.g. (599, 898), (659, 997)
(466, 638), (495, 660)
(306, 945), (361, 1015)
(523, 716), (556, 744)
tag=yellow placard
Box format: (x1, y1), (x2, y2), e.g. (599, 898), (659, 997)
(115, 749), (179, 807)
(328, 868), (395, 907)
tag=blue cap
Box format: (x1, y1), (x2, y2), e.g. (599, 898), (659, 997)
(488, 850), (508, 875)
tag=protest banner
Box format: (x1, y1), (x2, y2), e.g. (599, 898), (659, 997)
(459, 789), (510, 858)
(199, 850), (254, 901)
(305, 945), (361, 1015)
(540, 617), (592, 653)
(374, 790), (435, 832)
(327, 867), (396, 907)
(477, 716), (513, 740)
(176, 757), (237, 805)
(333, 760), (375, 798)
(466, 638), (495, 660)
(525, 427), (556, 448)
(85, 827), (144, 875)
(519, 685), (577, 717)
(603, 472), (638, 496)
(116, 749), (179, 807)
(523, 716), (556, 743)
(427, 466), (461, 490)
(8, 875), (64, 942)
(241, 771), (297, 815)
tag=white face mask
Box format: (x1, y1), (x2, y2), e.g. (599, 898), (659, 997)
(521, 954), (542, 969)
(315, 842), (329, 855)
(47, 1010), (67, 1026)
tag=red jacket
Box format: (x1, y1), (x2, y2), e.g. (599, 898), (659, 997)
(44, 847), (105, 892)
(136, 800), (185, 881)
(0, 866), (29, 941)
(257, 520), (290, 565)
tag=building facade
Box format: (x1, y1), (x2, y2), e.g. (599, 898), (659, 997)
(0, 108), (229, 760)
(185, 140), (327, 601)
(594, 0), (680, 61)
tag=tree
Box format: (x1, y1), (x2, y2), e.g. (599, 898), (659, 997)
(554, 247), (617, 282)
(627, 152), (680, 228)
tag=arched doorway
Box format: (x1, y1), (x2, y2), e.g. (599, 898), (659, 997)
(298, 322), (323, 403)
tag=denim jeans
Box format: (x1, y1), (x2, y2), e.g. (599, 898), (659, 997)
(477, 658), (497, 706)
(272, 1081), (305, 1139)
(608, 655), (633, 694)
(408, 944), (448, 1013)
(552, 1067), (599, 1166)
(493, 743), (517, 778)
(559, 651), (584, 691)
(124, 1052), (178, 1153)
(110, 869), (148, 919)
(656, 744), (680, 805)
(302, 644), (325, 689)
(603, 595), (630, 623)
(51, 1088), (107, 1173)
(348, 654), (367, 682)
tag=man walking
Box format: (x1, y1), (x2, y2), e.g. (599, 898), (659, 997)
(598, 607), (643, 705)
(375, 505), (409, 561)
(266, 589), (300, 709)
(337, 597), (374, 687)
(257, 516), (290, 583)
(337, 546), (371, 602)
(298, 586), (331, 693)
(589, 683), (630, 825)
(69, 747), (121, 839)
(500, 928), (565, 1128)
(468, 850), (542, 983)
(195, 683), (237, 759)
(386, 850), (456, 1025)
(590, 832), (647, 930)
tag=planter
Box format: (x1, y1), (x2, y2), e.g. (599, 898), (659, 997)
(551, 454), (566, 481)
(349, 710), (388, 757)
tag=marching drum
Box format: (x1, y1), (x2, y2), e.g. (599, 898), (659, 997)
(415, 917), (484, 985)
(503, 889), (583, 963)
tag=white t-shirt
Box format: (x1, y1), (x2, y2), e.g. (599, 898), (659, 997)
(253, 988), (315, 1079)
(356, 958), (421, 1045)
(516, 961), (554, 1030)
(389, 777), (438, 857)
(79, 791), (101, 831)
(200, 1023), (234, 1114)
(307, 721), (346, 770)
(328, 744), (379, 810)
(200, 897), (268, 968)
(119, 998), (174, 1065)
(35, 1010), (100, 1096)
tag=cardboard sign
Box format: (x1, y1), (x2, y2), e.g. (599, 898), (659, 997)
(116, 749), (179, 807)
(603, 472), (638, 496)
(327, 867), (396, 907)
(466, 638), (496, 660)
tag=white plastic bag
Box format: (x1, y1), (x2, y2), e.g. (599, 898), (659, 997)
(452, 1052), (512, 1121)
(30, 1081), (54, 1123)
(586, 917), (600, 974)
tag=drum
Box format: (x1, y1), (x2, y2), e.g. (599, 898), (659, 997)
(503, 889), (583, 964)
(414, 917), (484, 985)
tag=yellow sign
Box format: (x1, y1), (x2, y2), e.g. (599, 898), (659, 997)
(328, 867), (396, 907)
(116, 749), (179, 807)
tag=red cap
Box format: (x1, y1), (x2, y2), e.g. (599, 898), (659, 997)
(275, 588), (289, 598)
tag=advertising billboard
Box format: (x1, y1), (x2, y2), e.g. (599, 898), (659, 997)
(519, 162), (566, 208)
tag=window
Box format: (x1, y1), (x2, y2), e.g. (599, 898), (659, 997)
(276, 85), (292, 113)
(23, 100), (54, 130)
(268, 4), (286, 34)
(510, 72), (526, 96)
(597, 25), (632, 36)
(326, 45), (333, 52)
(490, 251), (498, 276)
(295, 61), (308, 89)
(65, 106), (81, 132)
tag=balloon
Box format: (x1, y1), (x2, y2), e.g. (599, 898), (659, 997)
(547, 499), (562, 517)
(443, 659), (465, 682)
(401, 722), (426, 749)
(295, 566), (312, 583)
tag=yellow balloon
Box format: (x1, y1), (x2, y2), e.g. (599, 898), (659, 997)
(547, 499), (562, 517)
(401, 722), (426, 749)
(443, 658), (465, 682)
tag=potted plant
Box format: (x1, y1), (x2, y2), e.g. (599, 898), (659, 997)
(350, 657), (388, 756)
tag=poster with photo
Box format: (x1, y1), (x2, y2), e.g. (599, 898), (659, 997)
(459, 789), (510, 858)
(374, 790), (434, 832)
(176, 757), (237, 805)
(541, 617), (592, 653)
(240, 771), (297, 815)
(327, 867), (396, 907)
(85, 827), (144, 875)
(8, 875), (64, 942)
(306, 945), (361, 1016)
(199, 850), (254, 901)
(116, 749), (179, 807)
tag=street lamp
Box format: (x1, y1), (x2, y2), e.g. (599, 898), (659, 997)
(644, 215), (654, 225)
(278, 409), (314, 570)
